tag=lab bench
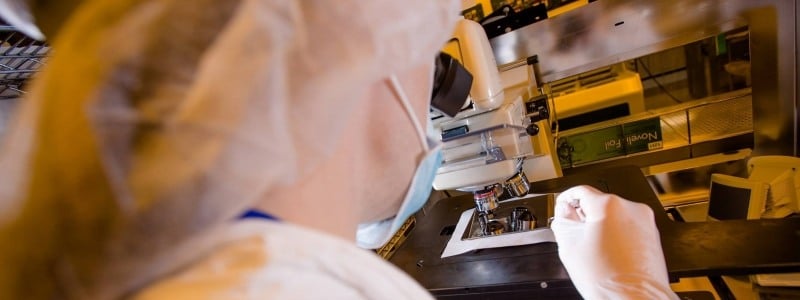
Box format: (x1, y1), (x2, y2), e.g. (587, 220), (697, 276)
(389, 165), (800, 299)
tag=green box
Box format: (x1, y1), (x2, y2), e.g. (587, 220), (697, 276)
(558, 117), (663, 168)
(558, 125), (625, 167)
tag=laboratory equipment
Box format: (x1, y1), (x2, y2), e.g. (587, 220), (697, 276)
(391, 0), (800, 298)
(697, 156), (800, 221)
(430, 18), (561, 240)
(431, 51), (473, 118)
(393, 165), (800, 299)
(464, 194), (547, 240)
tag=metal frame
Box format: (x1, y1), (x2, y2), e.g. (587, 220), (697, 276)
(0, 27), (48, 100)
(489, 0), (798, 156)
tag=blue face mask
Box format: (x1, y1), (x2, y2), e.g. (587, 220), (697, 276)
(356, 76), (443, 249)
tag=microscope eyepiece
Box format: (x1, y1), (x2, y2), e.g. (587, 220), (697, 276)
(431, 52), (473, 118)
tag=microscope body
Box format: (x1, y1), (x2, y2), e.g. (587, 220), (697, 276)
(432, 18), (558, 191)
(431, 19), (560, 237)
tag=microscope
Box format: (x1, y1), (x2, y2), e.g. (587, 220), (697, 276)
(430, 18), (560, 238)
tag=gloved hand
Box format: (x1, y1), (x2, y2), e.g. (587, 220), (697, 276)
(551, 185), (678, 300)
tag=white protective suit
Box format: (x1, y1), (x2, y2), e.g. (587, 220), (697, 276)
(0, 0), (458, 298)
(0, 0), (680, 299)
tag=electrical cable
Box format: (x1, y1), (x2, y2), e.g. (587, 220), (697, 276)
(637, 58), (685, 104)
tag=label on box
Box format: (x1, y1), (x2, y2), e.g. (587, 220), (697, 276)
(558, 118), (663, 168)
(622, 118), (663, 154)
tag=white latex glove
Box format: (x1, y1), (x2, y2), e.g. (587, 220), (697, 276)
(551, 185), (678, 300)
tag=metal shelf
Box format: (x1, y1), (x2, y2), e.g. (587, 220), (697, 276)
(0, 28), (48, 100)
(558, 88), (754, 173)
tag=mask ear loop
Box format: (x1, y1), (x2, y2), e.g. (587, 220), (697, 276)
(387, 76), (429, 152)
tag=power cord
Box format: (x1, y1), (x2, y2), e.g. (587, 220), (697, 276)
(637, 58), (685, 104)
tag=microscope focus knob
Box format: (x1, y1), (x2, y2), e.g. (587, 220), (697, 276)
(526, 123), (540, 136)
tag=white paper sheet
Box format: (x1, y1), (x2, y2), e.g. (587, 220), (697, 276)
(441, 208), (556, 258)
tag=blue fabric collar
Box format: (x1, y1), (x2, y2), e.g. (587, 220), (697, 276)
(239, 209), (279, 221)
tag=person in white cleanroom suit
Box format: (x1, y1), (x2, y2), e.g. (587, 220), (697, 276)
(0, 0), (677, 299)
